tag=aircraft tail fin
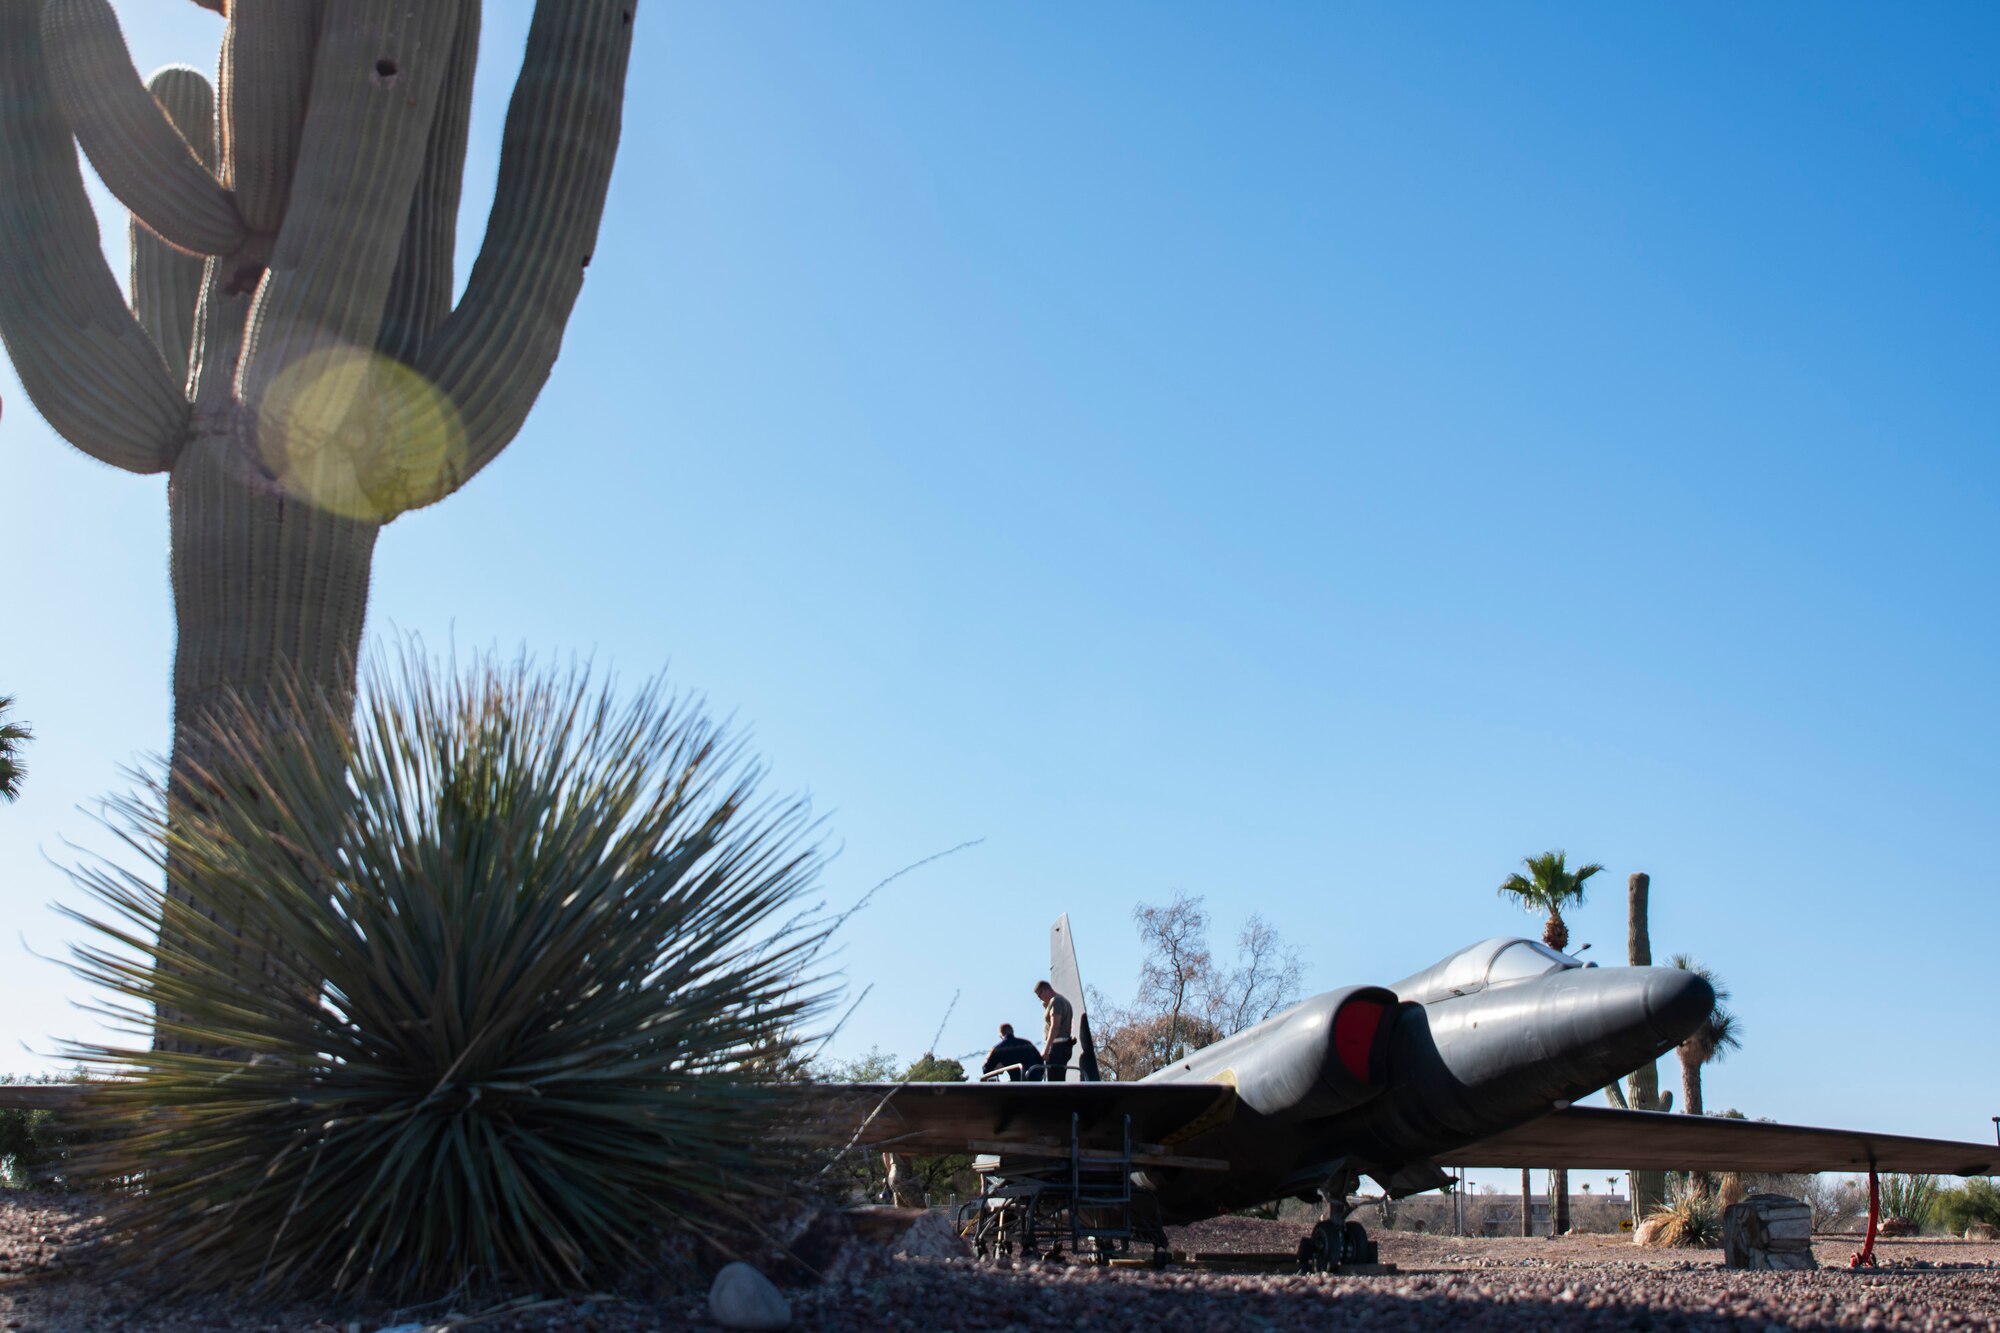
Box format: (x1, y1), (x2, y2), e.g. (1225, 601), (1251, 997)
(1050, 913), (1102, 1081)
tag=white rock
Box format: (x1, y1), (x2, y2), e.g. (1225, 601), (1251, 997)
(709, 1261), (791, 1331)
(891, 1209), (974, 1261)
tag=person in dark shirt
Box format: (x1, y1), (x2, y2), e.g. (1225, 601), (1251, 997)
(981, 1023), (1041, 1081)
(1034, 979), (1076, 1082)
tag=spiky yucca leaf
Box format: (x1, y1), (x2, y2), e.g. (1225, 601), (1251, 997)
(1880, 1173), (1942, 1232)
(1646, 1181), (1722, 1248)
(63, 651), (831, 1300)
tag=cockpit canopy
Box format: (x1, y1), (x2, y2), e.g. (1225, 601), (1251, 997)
(1389, 936), (1586, 1006)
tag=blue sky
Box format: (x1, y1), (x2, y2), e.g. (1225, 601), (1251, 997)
(3, 3), (1996, 1166)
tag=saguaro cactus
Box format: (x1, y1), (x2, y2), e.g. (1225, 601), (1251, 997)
(0, 0), (637, 1029)
(1625, 871), (1670, 1219)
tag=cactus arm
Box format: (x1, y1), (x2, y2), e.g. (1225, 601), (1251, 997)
(219, 1), (322, 237)
(39, 0), (247, 258)
(236, 0), (459, 456)
(378, 0), (636, 514)
(376, 0), (479, 365)
(132, 66), (217, 390)
(0, 0), (189, 474)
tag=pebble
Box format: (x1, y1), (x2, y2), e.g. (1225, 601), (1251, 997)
(7, 1196), (2000, 1331)
(707, 1261), (790, 1331)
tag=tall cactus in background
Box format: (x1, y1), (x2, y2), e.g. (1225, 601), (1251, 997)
(0, 0), (637, 1037)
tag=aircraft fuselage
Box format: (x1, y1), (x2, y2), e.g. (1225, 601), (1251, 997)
(1133, 937), (1713, 1223)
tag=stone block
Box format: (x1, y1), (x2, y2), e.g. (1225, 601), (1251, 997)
(1723, 1194), (1819, 1271)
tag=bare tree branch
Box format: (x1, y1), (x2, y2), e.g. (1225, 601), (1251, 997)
(1099, 893), (1307, 1080)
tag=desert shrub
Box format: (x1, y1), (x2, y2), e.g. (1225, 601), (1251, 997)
(64, 651), (832, 1300)
(905, 1053), (966, 1084)
(896, 1054), (974, 1202)
(1647, 1182), (1722, 1247)
(1933, 1179), (2000, 1235)
(1743, 1172), (1866, 1232)
(815, 1047), (899, 1084)
(1879, 1174), (1943, 1231)
(814, 1050), (973, 1204)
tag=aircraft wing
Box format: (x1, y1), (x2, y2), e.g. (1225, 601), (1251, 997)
(1441, 1106), (2000, 1176)
(777, 1081), (1236, 1157)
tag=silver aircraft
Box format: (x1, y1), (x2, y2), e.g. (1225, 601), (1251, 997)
(799, 918), (1998, 1268)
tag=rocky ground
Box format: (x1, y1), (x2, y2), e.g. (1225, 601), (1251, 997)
(6, 1193), (2000, 1332)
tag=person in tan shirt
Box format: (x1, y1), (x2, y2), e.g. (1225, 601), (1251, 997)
(1033, 979), (1075, 1082)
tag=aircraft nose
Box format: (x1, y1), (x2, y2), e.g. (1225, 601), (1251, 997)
(1641, 966), (1714, 1046)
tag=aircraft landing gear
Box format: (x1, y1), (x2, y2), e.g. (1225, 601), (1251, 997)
(1297, 1164), (1381, 1274)
(1297, 1218), (1378, 1273)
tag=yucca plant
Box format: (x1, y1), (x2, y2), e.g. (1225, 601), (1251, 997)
(1879, 1173), (1942, 1233)
(1645, 1181), (1722, 1248)
(63, 648), (832, 1300)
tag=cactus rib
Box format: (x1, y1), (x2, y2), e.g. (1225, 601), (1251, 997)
(382, 0), (638, 513)
(132, 66), (216, 390)
(169, 435), (380, 736)
(236, 0), (459, 441)
(0, 0), (189, 474)
(162, 431), (381, 1032)
(376, 1), (479, 366)
(40, 0), (248, 257)
(220, 0), (321, 236)
(188, 257), (253, 418)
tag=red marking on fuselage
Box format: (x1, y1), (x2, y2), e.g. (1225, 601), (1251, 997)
(1333, 998), (1387, 1082)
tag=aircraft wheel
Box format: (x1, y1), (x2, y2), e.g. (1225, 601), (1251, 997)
(1343, 1220), (1375, 1266)
(1151, 1247), (1171, 1270)
(1299, 1221), (1341, 1273)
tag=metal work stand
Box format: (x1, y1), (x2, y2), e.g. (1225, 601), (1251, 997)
(1068, 1110), (1134, 1264)
(959, 1112), (1169, 1267)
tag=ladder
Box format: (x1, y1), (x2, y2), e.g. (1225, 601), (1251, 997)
(1068, 1110), (1134, 1261)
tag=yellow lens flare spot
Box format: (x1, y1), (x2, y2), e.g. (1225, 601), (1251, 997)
(256, 346), (465, 521)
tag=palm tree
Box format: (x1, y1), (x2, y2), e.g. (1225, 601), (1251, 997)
(1497, 849), (1603, 953)
(1670, 953), (1742, 1194)
(1668, 954), (1740, 1117)
(1496, 849), (1601, 1235)
(0, 696), (29, 803)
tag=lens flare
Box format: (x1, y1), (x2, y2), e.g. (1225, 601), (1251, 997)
(256, 346), (465, 521)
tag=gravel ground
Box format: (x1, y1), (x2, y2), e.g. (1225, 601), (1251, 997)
(7, 1194), (2000, 1332)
